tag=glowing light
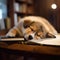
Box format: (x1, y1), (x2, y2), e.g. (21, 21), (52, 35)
(51, 4), (57, 9)
(0, 9), (2, 19)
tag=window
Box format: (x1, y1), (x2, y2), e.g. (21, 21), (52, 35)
(0, 9), (2, 19)
(0, 0), (7, 30)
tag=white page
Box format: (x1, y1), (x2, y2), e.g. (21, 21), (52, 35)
(28, 34), (60, 46)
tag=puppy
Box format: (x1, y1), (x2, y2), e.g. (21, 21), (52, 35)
(23, 20), (56, 40)
(6, 16), (57, 40)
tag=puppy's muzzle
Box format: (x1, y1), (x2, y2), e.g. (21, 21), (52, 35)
(24, 35), (33, 41)
(28, 35), (33, 40)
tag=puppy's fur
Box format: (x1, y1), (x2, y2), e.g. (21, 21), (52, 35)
(6, 16), (58, 40)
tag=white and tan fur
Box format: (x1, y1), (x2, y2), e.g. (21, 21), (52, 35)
(6, 16), (58, 40)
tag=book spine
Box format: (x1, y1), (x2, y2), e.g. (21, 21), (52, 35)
(19, 4), (23, 12)
(0, 19), (5, 30)
(14, 13), (18, 26)
(28, 6), (34, 14)
(4, 17), (11, 29)
(14, 2), (20, 12)
(22, 4), (27, 13)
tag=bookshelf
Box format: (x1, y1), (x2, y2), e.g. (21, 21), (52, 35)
(0, 0), (34, 35)
(8, 0), (34, 26)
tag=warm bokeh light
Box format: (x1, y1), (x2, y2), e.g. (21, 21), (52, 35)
(51, 4), (57, 9)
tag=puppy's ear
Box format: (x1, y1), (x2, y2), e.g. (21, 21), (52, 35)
(23, 20), (32, 28)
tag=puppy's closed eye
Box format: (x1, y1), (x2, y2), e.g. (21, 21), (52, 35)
(24, 24), (29, 28)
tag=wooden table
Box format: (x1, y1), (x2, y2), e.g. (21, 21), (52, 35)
(0, 39), (60, 60)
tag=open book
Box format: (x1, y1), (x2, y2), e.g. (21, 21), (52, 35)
(27, 34), (60, 46)
(0, 34), (60, 46)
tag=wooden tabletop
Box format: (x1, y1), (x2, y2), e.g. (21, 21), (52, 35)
(0, 41), (60, 55)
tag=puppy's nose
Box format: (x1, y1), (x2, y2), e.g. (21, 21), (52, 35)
(28, 35), (33, 40)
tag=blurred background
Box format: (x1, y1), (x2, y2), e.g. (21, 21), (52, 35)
(0, 0), (60, 35)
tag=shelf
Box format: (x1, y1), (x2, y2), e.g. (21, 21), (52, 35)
(15, 11), (26, 14)
(15, 11), (33, 15)
(0, 0), (34, 36)
(15, 0), (33, 5)
(7, 0), (34, 28)
(15, 0), (27, 3)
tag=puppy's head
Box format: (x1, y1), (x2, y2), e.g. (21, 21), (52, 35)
(23, 20), (34, 40)
(22, 20), (45, 40)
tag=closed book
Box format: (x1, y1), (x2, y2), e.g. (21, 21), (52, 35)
(0, 19), (5, 30)
(19, 4), (23, 12)
(14, 13), (18, 26)
(14, 2), (20, 12)
(28, 6), (34, 14)
(4, 17), (11, 29)
(22, 4), (27, 13)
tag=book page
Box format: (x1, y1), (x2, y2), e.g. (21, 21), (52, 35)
(28, 34), (60, 46)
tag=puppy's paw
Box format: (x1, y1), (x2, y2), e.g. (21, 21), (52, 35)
(46, 33), (56, 38)
(6, 28), (17, 38)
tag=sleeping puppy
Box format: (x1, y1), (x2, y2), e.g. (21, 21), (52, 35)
(6, 16), (57, 40)
(23, 20), (56, 40)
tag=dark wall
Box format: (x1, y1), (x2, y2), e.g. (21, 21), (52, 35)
(34, 0), (60, 32)
(34, 0), (48, 18)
